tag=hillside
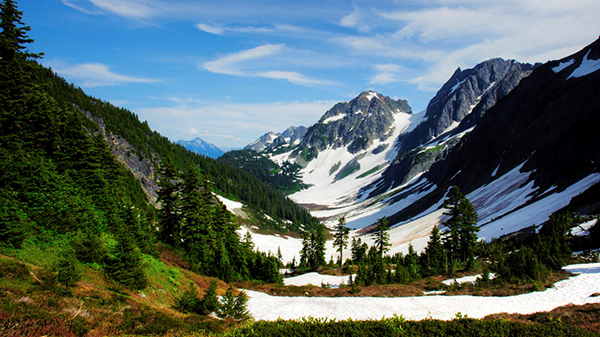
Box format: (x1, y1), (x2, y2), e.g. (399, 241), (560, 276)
(31, 65), (320, 234)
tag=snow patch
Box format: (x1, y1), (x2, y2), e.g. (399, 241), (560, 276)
(568, 50), (600, 79)
(246, 262), (600, 321)
(571, 219), (597, 237)
(450, 78), (467, 94)
(323, 114), (346, 124)
(478, 173), (600, 241)
(365, 91), (378, 101)
(284, 272), (354, 288)
(552, 59), (575, 73)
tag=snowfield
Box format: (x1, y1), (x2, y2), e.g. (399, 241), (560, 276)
(246, 262), (600, 321)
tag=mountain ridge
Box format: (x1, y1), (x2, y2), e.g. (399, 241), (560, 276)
(177, 137), (224, 158)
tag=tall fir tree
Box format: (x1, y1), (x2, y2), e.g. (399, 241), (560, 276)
(372, 217), (391, 258)
(157, 156), (181, 244)
(441, 186), (479, 270)
(333, 216), (350, 267)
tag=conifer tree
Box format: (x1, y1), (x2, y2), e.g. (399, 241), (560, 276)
(372, 217), (391, 258)
(421, 226), (446, 276)
(201, 279), (219, 314)
(351, 237), (368, 263)
(157, 156), (181, 244)
(442, 186), (479, 270)
(333, 216), (350, 267)
(0, 0), (41, 61)
(104, 232), (148, 290)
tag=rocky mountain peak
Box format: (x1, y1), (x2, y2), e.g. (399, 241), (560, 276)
(245, 126), (308, 152)
(301, 91), (411, 154)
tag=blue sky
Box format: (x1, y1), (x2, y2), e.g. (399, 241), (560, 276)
(21, 0), (600, 149)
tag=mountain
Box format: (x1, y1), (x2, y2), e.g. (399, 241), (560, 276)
(245, 126), (307, 152)
(177, 137), (224, 158)
(381, 38), (600, 244)
(364, 58), (534, 197)
(250, 40), (599, 253)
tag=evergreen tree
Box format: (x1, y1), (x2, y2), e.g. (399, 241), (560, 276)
(104, 233), (148, 290)
(157, 156), (181, 244)
(421, 226), (446, 276)
(0, 0), (41, 61)
(53, 253), (82, 288)
(217, 285), (237, 319)
(333, 216), (350, 267)
(300, 224), (327, 269)
(351, 237), (368, 264)
(174, 282), (202, 314)
(442, 186), (479, 270)
(201, 279), (220, 314)
(372, 217), (391, 258)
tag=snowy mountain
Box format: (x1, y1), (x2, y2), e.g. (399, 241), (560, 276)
(176, 137), (224, 158)
(377, 37), (600, 250)
(239, 39), (600, 259)
(244, 126), (307, 152)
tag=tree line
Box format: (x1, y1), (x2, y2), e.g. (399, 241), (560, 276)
(292, 185), (578, 288)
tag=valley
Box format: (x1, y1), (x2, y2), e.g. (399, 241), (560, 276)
(2, 1), (600, 336)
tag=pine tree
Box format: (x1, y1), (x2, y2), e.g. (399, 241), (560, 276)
(421, 226), (446, 276)
(104, 233), (148, 290)
(372, 217), (391, 258)
(333, 216), (350, 268)
(157, 156), (181, 244)
(217, 285), (237, 319)
(299, 224), (327, 269)
(0, 0), (42, 61)
(442, 186), (479, 270)
(351, 237), (368, 263)
(201, 279), (219, 314)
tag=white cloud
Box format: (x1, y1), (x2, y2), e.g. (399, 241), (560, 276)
(88, 0), (160, 19)
(257, 71), (334, 86)
(370, 63), (410, 85)
(136, 99), (336, 147)
(202, 44), (284, 76)
(50, 61), (158, 87)
(337, 0), (600, 90)
(60, 0), (100, 14)
(202, 44), (334, 86)
(195, 23), (224, 35)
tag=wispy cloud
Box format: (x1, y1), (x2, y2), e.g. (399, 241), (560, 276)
(137, 99), (336, 147)
(370, 64), (410, 85)
(338, 0), (600, 90)
(50, 61), (159, 87)
(195, 23), (225, 35)
(88, 0), (160, 19)
(203, 44), (284, 76)
(202, 44), (334, 86)
(60, 0), (100, 15)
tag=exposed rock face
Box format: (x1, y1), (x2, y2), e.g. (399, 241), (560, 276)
(177, 137), (224, 158)
(429, 38), (600, 197)
(389, 38), (600, 224)
(245, 126), (308, 152)
(365, 59), (533, 197)
(84, 111), (159, 204)
(299, 91), (411, 154)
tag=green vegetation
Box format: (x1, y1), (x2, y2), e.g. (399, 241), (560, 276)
(333, 216), (350, 267)
(229, 316), (596, 337)
(356, 164), (386, 179)
(218, 150), (309, 195)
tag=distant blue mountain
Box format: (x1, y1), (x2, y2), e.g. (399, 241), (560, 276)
(177, 137), (224, 158)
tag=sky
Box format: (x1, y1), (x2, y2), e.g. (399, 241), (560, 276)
(20, 0), (600, 149)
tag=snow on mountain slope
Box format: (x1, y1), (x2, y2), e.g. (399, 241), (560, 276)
(287, 109), (425, 226)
